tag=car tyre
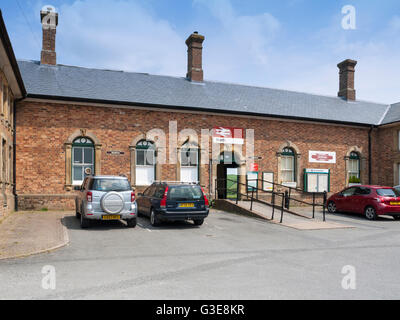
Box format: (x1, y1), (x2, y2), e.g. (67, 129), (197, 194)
(75, 203), (81, 219)
(365, 206), (377, 221)
(327, 201), (337, 214)
(126, 218), (137, 228)
(193, 219), (204, 226)
(150, 209), (159, 226)
(80, 213), (90, 229)
(393, 216), (400, 221)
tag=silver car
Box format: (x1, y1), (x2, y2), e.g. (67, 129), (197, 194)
(75, 175), (137, 229)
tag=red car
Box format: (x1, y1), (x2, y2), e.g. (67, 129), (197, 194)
(327, 185), (400, 220)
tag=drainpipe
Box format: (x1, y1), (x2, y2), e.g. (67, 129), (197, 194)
(368, 126), (374, 185)
(13, 98), (23, 211)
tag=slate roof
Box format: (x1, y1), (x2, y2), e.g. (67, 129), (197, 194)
(17, 59), (397, 126)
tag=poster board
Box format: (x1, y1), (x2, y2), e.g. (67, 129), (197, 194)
(247, 172), (258, 191)
(262, 172), (274, 191)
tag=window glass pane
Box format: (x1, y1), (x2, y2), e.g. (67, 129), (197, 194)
(181, 167), (198, 183)
(91, 178), (131, 192)
(342, 188), (356, 196)
(377, 189), (397, 197)
(84, 148), (93, 164)
(189, 150), (198, 166)
(167, 185), (203, 201)
(181, 150), (190, 166)
(136, 167), (154, 185)
(136, 150), (145, 166)
(73, 166), (83, 182)
(73, 148), (83, 164)
(145, 150), (155, 166)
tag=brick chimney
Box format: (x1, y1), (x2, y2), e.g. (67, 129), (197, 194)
(186, 32), (205, 82)
(337, 59), (357, 101)
(40, 6), (59, 65)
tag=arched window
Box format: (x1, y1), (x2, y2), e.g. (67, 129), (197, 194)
(348, 151), (360, 180)
(180, 141), (199, 183)
(136, 140), (156, 185)
(72, 137), (94, 185)
(281, 147), (296, 183)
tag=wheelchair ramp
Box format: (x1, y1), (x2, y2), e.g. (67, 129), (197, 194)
(215, 199), (352, 230)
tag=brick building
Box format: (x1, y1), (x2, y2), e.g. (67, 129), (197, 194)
(0, 11), (25, 217)
(2, 8), (400, 211)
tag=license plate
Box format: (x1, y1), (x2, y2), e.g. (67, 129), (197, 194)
(102, 215), (121, 220)
(390, 202), (400, 205)
(179, 203), (195, 208)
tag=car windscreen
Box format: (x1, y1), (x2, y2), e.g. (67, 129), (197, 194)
(167, 185), (203, 201)
(376, 188), (398, 197)
(90, 179), (131, 192)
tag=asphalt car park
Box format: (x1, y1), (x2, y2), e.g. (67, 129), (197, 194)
(1, 207), (400, 300)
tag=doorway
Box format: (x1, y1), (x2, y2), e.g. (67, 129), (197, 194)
(216, 151), (240, 199)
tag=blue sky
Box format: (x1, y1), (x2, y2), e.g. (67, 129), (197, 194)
(2, 0), (400, 103)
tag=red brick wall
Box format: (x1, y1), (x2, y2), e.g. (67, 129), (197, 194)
(16, 100), (375, 209)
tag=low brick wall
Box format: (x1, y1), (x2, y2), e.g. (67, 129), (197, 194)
(17, 194), (76, 211)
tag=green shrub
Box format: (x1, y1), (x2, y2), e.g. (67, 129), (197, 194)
(349, 176), (361, 183)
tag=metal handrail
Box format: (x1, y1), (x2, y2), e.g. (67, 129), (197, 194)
(215, 177), (285, 223)
(215, 176), (327, 222)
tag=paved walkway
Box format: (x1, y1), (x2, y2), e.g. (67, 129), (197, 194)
(233, 200), (352, 230)
(0, 211), (70, 260)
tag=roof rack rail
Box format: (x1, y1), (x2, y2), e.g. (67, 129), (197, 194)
(153, 180), (199, 185)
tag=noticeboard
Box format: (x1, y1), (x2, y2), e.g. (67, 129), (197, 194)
(304, 168), (330, 193)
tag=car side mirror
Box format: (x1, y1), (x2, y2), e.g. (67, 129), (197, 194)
(73, 186), (81, 191)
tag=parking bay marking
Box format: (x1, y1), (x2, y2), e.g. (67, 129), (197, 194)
(137, 222), (152, 232)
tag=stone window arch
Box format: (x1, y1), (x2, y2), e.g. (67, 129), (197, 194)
(65, 129), (102, 189)
(277, 142), (301, 187)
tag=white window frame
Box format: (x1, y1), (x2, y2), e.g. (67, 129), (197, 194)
(72, 146), (94, 186)
(135, 147), (156, 186)
(281, 155), (295, 183)
(180, 148), (199, 183)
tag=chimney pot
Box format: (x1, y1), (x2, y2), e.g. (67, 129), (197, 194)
(186, 32), (205, 82)
(337, 59), (357, 101)
(40, 6), (58, 65)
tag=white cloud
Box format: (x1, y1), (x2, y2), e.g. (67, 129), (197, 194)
(55, 0), (186, 76)
(193, 0), (280, 85)
(14, 0), (400, 104)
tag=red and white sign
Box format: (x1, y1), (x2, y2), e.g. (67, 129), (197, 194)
(213, 127), (244, 145)
(249, 163), (259, 172)
(309, 151), (336, 164)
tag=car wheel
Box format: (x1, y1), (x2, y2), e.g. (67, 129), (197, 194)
(75, 203), (81, 219)
(365, 206), (377, 221)
(126, 218), (137, 228)
(80, 212), (90, 229)
(327, 201), (337, 214)
(150, 209), (159, 226)
(393, 216), (400, 221)
(193, 219), (204, 226)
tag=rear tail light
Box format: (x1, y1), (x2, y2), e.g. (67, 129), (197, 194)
(160, 186), (169, 208)
(201, 187), (209, 207)
(87, 191), (93, 202)
(131, 191), (135, 202)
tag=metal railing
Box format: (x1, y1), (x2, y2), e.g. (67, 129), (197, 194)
(215, 177), (328, 222)
(215, 178), (286, 223)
